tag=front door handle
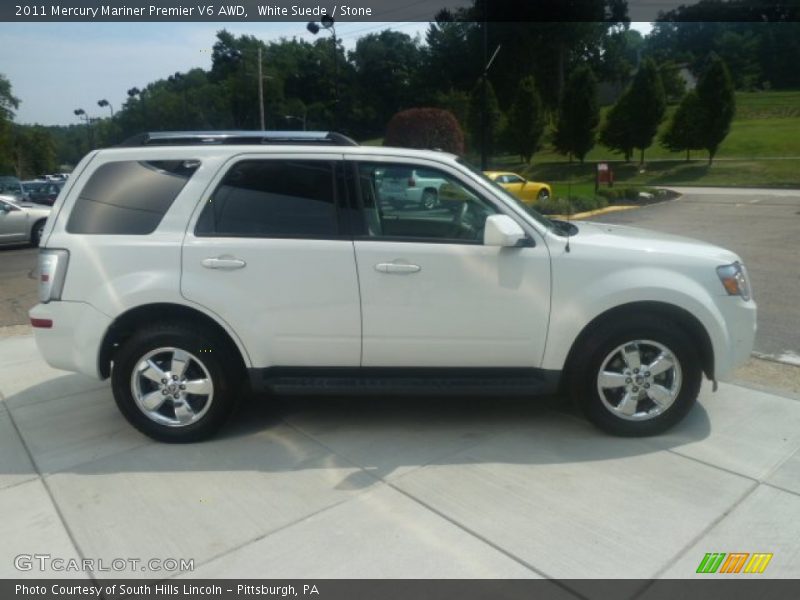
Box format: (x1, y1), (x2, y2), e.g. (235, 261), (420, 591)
(201, 256), (246, 270)
(375, 262), (421, 274)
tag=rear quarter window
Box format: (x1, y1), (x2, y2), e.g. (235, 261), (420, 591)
(66, 160), (199, 234)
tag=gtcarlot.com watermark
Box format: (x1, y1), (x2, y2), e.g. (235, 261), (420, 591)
(14, 553), (194, 573)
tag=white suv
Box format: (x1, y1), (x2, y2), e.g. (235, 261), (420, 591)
(29, 131), (756, 442)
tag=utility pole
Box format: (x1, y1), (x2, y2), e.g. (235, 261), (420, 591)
(481, 20), (488, 170)
(257, 46), (265, 130)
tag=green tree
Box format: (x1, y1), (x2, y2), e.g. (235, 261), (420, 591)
(660, 91), (704, 161)
(658, 61), (687, 104)
(661, 91), (703, 161)
(10, 126), (57, 178)
(433, 88), (470, 132)
(506, 76), (545, 163)
(626, 58), (667, 164)
(350, 30), (421, 136)
(0, 74), (20, 172)
(599, 91), (636, 162)
(468, 79), (503, 158)
(553, 66), (600, 163)
(695, 54), (735, 164)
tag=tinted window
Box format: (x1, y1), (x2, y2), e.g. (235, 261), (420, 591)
(196, 160), (337, 238)
(67, 160), (198, 234)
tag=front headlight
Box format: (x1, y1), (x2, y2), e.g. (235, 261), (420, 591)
(716, 262), (751, 301)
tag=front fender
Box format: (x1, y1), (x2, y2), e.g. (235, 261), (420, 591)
(542, 267), (729, 374)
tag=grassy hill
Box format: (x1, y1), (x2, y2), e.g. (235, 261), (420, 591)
(359, 91), (800, 196)
(501, 90), (800, 196)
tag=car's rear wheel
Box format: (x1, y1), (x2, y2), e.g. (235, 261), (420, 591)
(111, 323), (241, 442)
(537, 188), (550, 201)
(421, 189), (439, 210)
(31, 220), (45, 247)
(569, 317), (702, 436)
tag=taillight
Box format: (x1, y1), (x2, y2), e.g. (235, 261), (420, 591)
(38, 249), (69, 303)
(408, 177), (416, 187)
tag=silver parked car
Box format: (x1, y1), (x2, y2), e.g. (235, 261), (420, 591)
(0, 194), (50, 247)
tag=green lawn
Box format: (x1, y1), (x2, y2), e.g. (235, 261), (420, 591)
(359, 91), (800, 194)
(498, 90), (800, 193)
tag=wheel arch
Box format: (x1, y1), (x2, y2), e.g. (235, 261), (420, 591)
(30, 217), (47, 240)
(98, 303), (250, 379)
(562, 301), (715, 388)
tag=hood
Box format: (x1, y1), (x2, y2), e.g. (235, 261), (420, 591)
(571, 221), (740, 263)
(19, 203), (52, 215)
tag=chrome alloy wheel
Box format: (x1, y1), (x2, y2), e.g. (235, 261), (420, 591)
(596, 340), (682, 421)
(131, 347), (213, 427)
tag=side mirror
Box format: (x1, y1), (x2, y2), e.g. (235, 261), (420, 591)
(484, 214), (527, 247)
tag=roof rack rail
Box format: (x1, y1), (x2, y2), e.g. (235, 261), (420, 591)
(119, 131), (358, 147)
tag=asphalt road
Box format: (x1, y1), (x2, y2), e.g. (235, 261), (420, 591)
(2, 187), (798, 362)
(590, 187), (800, 362)
(0, 245), (37, 328)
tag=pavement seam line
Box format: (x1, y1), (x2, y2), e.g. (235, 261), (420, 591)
(664, 448), (762, 484)
(4, 403), (100, 583)
(281, 418), (562, 585)
(0, 475), (42, 494)
(639, 479), (760, 587)
(5, 383), (110, 411)
(383, 478), (583, 593)
(759, 443), (800, 484)
(165, 493), (366, 579)
(761, 481), (800, 499)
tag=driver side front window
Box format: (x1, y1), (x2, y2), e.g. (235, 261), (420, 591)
(357, 162), (497, 243)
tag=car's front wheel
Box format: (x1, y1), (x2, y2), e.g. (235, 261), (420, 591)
(569, 317), (702, 436)
(111, 323), (241, 442)
(31, 220), (45, 247)
(421, 189), (439, 210)
(537, 188), (550, 201)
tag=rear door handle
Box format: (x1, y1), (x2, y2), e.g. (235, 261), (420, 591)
(375, 262), (421, 274)
(201, 256), (246, 270)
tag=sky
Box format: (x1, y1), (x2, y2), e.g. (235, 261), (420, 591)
(0, 21), (653, 126)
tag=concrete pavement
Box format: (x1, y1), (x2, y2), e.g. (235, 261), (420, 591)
(1, 332), (799, 588)
(591, 186), (800, 364)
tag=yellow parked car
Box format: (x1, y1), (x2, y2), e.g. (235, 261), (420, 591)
(484, 171), (551, 204)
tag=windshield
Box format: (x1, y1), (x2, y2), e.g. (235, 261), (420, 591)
(456, 158), (558, 232)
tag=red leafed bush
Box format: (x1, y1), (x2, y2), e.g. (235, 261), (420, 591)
(384, 108), (465, 155)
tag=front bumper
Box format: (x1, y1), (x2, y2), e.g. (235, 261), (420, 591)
(714, 297), (757, 379)
(29, 301), (111, 380)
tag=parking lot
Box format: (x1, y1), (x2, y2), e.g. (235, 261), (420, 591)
(592, 187), (800, 363)
(1, 186), (799, 585)
(1, 332), (799, 585)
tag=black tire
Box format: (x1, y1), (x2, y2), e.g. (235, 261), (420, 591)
(31, 220), (45, 247)
(421, 188), (439, 210)
(568, 316), (702, 436)
(111, 322), (242, 443)
(537, 188), (550, 201)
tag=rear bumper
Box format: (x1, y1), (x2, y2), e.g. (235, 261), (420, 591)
(29, 301), (111, 380)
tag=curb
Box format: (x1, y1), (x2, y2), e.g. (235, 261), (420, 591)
(0, 325), (32, 339)
(752, 351), (800, 368)
(549, 204), (638, 220)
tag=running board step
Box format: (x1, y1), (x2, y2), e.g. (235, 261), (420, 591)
(248, 367), (561, 396)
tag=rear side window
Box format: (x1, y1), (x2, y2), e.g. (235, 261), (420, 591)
(66, 160), (199, 235)
(195, 160), (337, 238)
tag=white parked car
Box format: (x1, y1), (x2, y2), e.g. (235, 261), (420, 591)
(0, 195), (50, 246)
(378, 166), (447, 209)
(29, 131), (756, 442)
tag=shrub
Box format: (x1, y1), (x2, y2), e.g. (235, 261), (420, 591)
(536, 195), (607, 215)
(384, 108), (465, 155)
